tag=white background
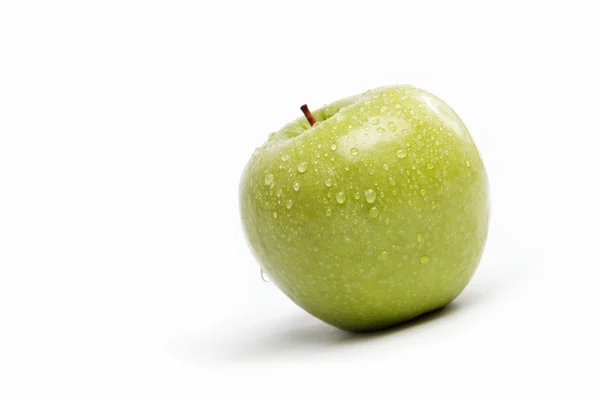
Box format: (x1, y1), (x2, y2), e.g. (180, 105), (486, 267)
(1, 1), (599, 398)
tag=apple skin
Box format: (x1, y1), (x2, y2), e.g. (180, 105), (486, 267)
(240, 85), (489, 332)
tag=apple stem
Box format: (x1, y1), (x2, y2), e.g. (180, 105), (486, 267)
(300, 104), (317, 126)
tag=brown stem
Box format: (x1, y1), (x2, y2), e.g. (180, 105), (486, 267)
(300, 104), (317, 126)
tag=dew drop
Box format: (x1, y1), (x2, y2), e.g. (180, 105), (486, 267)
(335, 192), (346, 204)
(354, 192), (361, 200)
(330, 144), (337, 151)
(396, 149), (407, 159)
(389, 177), (396, 186)
(325, 178), (332, 187)
(264, 173), (274, 185)
(260, 269), (271, 282)
(420, 189), (426, 196)
(276, 189), (283, 197)
(297, 162), (308, 173)
(286, 199), (293, 209)
(350, 148), (359, 156)
(293, 182), (300, 191)
(281, 154), (290, 161)
(466, 160), (471, 167)
(383, 163), (389, 171)
(273, 211), (278, 219)
(369, 207), (380, 218)
(420, 255), (430, 265)
(365, 189), (377, 203)
(427, 163), (434, 170)
(369, 117), (380, 125)
(378, 251), (389, 261)
(417, 232), (424, 244)
(326, 208), (332, 216)
(376, 127), (385, 133)
(388, 122), (397, 132)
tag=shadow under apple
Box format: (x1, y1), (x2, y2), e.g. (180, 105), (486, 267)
(232, 302), (461, 361)
(171, 299), (467, 366)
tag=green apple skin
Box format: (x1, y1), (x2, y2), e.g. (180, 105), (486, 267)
(240, 85), (489, 332)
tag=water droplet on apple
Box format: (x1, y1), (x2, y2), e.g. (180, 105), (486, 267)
(420, 189), (426, 196)
(354, 192), (361, 200)
(427, 163), (434, 169)
(260, 269), (270, 282)
(297, 162), (308, 173)
(376, 127), (385, 133)
(281, 155), (290, 161)
(264, 173), (274, 185)
(326, 208), (332, 216)
(350, 148), (359, 156)
(389, 177), (396, 186)
(369, 207), (380, 218)
(330, 144), (337, 151)
(293, 182), (300, 191)
(417, 232), (424, 244)
(369, 117), (380, 125)
(466, 160), (471, 167)
(383, 164), (389, 170)
(396, 149), (407, 159)
(286, 199), (293, 209)
(325, 178), (332, 187)
(378, 251), (389, 261)
(365, 189), (376, 203)
(388, 122), (397, 132)
(276, 189), (283, 197)
(420, 255), (429, 264)
(272, 212), (278, 219)
(335, 192), (346, 204)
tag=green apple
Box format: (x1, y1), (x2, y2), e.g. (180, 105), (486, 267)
(240, 85), (489, 332)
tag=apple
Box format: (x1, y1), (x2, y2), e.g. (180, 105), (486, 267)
(239, 85), (489, 332)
